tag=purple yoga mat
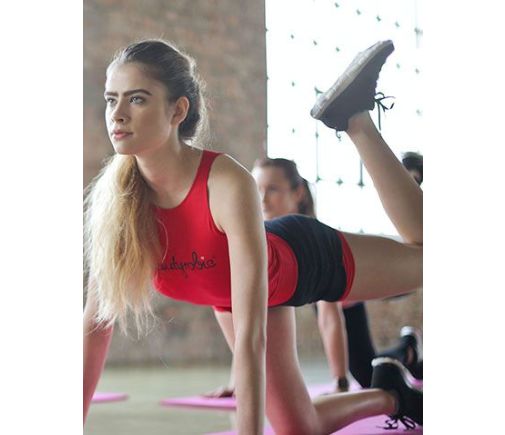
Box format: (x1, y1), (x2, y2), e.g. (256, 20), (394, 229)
(92, 392), (129, 403)
(206, 414), (422, 434)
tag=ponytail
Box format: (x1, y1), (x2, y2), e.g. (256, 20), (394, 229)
(298, 178), (316, 218)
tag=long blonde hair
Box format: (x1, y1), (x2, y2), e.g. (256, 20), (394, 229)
(84, 40), (207, 334)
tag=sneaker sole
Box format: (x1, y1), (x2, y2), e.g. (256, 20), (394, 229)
(310, 40), (394, 119)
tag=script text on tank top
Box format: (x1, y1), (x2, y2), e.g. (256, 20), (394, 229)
(158, 251), (217, 278)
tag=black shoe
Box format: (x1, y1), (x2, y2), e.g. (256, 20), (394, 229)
(371, 357), (423, 426)
(400, 326), (423, 379)
(409, 360), (423, 381)
(310, 40), (394, 131)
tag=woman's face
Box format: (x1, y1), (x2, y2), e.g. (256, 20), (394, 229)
(104, 62), (181, 156)
(252, 166), (301, 220)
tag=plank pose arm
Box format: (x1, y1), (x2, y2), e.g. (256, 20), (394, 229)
(83, 283), (113, 423)
(208, 161), (352, 398)
(209, 155), (269, 434)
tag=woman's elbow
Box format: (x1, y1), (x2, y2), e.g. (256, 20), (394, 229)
(235, 327), (266, 355)
(83, 314), (114, 338)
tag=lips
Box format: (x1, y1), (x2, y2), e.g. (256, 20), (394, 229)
(111, 130), (133, 140)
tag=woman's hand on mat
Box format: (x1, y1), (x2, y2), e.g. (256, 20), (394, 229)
(334, 375), (350, 393)
(318, 376), (350, 396)
(202, 385), (235, 398)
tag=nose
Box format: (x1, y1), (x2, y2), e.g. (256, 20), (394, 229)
(110, 100), (130, 124)
(259, 189), (267, 203)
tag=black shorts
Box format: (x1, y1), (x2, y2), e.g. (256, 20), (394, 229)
(265, 214), (353, 307)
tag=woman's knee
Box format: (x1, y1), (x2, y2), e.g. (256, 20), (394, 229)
(269, 412), (322, 435)
(271, 422), (317, 435)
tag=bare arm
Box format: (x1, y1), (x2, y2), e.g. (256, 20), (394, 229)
(83, 285), (114, 423)
(211, 156), (268, 434)
(316, 301), (350, 391)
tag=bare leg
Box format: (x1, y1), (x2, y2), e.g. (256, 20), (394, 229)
(342, 232), (422, 300)
(316, 301), (349, 390)
(346, 111), (422, 245)
(339, 112), (423, 301)
(266, 307), (397, 435)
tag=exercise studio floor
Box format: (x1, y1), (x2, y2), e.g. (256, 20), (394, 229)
(85, 360), (422, 435)
(86, 364), (237, 434)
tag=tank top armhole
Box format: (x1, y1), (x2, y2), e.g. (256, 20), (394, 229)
(204, 151), (227, 236)
(213, 305), (232, 313)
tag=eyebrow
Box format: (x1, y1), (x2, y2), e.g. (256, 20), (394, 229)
(104, 89), (153, 97)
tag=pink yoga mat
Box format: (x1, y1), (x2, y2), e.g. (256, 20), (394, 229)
(160, 379), (422, 414)
(206, 414), (422, 434)
(92, 392), (129, 403)
(160, 381), (362, 410)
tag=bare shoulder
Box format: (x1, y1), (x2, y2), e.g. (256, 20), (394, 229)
(207, 153), (261, 232)
(208, 153), (257, 195)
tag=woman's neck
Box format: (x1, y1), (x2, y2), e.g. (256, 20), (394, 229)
(134, 140), (202, 207)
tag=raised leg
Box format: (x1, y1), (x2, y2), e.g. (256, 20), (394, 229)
(342, 231), (422, 301)
(311, 41), (422, 245)
(346, 112), (423, 245)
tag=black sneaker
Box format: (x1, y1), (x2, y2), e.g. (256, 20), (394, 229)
(371, 357), (423, 427)
(376, 326), (423, 380)
(398, 327), (423, 380)
(409, 360), (423, 381)
(310, 40), (394, 131)
(401, 326), (423, 376)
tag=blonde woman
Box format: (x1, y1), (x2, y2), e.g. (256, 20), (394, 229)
(206, 158), (352, 399)
(84, 39), (422, 434)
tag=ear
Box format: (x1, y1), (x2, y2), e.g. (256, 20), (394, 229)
(170, 96), (190, 126)
(293, 184), (305, 203)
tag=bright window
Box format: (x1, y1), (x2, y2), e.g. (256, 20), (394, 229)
(265, 0), (424, 235)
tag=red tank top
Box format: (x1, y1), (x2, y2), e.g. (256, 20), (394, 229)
(152, 150), (298, 311)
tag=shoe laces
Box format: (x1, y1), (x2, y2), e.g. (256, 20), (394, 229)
(333, 91), (395, 139)
(378, 415), (417, 431)
(374, 92), (395, 130)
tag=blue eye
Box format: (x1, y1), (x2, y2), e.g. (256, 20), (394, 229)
(105, 98), (116, 106)
(130, 95), (145, 104)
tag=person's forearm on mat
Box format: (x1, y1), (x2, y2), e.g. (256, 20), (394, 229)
(83, 317), (113, 423)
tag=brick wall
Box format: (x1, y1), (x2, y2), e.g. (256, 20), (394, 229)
(84, 0), (267, 187)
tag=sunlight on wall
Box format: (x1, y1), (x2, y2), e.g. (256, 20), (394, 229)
(265, 0), (424, 235)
